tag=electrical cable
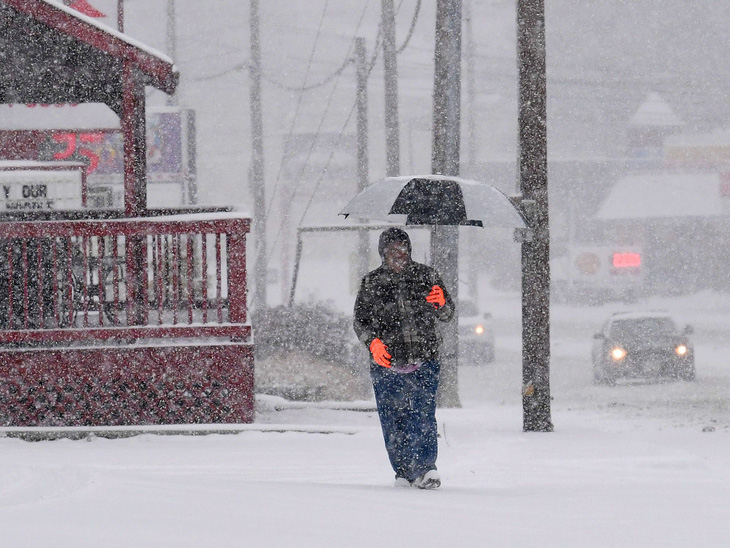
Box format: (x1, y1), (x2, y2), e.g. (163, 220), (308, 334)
(248, 1), (377, 306)
(264, 7), (372, 267)
(262, 0), (333, 231)
(295, 98), (358, 229)
(262, 55), (352, 92)
(396, 0), (421, 54)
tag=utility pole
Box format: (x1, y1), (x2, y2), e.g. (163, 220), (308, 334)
(431, 0), (462, 409)
(166, 0), (177, 106)
(249, 0), (267, 311)
(355, 37), (370, 281)
(463, 0), (479, 304)
(464, 0), (477, 171)
(517, 0), (552, 432)
(381, 0), (400, 176)
(117, 0), (123, 32)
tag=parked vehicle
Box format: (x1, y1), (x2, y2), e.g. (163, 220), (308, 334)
(458, 300), (495, 364)
(591, 311), (695, 385)
(552, 245), (643, 304)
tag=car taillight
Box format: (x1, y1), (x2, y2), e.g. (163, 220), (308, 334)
(675, 344), (688, 356)
(610, 347), (627, 361)
(475, 324), (484, 335)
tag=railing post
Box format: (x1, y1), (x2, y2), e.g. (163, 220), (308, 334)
(227, 231), (247, 324)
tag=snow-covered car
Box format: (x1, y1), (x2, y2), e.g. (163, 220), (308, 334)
(458, 300), (495, 364)
(591, 311), (695, 385)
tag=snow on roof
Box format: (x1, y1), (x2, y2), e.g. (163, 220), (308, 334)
(0, 103), (120, 131)
(0, 103), (183, 131)
(665, 129), (730, 148)
(39, 0), (174, 65)
(610, 310), (674, 320)
(1, 0), (177, 93)
(629, 92), (683, 127)
(0, 160), (86, 169)
(595, 172), (726, 220)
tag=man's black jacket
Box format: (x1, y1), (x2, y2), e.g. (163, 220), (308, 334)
(354, 260), (454, 367)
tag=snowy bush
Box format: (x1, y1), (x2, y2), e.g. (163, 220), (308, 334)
(252, 303), (370, 401)
(252, 303), (360, 365)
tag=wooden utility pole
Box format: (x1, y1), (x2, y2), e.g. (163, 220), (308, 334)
(117, 0), (123, 32)
(166, 0), (177, 106)
(381, 0), (400, 177)
(517, 0), (553, 432)
(355, 37), (370, 281)
(431, 0), (462, 409)
(464, 0), (477, 170)
(249, 0), (267, 311)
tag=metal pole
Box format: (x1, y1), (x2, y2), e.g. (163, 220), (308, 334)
(288, 234), (303, 307)
(381, 0), (400, 177)
(249, 0), (267, 311)
(464, 0), (477, 171)
(166, 0), (177, 106)
(517, 0), (553, 432)
(431, 0), (462, 409)
(117, 0), (124, 32)
(355, 37), (370, 282)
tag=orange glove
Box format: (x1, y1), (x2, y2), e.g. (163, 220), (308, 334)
(426, 285), (446, 308)
(369, 338), (391, 368)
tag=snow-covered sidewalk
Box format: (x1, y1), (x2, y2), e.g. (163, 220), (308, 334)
(0, 395), (728, 547)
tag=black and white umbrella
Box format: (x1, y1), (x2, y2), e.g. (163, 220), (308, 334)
(339, 175), (527, 228)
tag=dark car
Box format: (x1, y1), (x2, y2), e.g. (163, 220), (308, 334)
(591, 312), (695, 385)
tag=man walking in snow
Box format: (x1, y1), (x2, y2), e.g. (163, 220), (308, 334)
(354, 227), (454, 489)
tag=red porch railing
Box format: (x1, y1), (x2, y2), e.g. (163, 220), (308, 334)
(0, 214), (254, 427)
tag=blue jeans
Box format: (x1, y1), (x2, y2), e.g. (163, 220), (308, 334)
(370, 360), (440, 481)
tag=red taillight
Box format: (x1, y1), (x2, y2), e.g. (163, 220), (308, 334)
(613, 253), (641, 268)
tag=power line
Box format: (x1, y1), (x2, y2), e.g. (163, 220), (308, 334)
(295, 99), (358, 229)
(396, 0), (421, 54)
(256, 0), (421, 299)
(252, 1), (377, 301)
(261, 55), (352, 92)
(265, 21), (371, 263)
(263, 0), (334, 225)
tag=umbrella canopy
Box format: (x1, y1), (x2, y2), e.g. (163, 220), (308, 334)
(339, 175), (527, 228)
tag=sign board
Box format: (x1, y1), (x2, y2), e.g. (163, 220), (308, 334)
(37, 108), (183, 181)
(0, 106), (194, 208)
(0, 162), (85, 211)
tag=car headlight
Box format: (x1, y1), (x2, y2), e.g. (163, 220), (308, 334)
(475, 324), (484, 335)
(610, 347), (627, 361)
(675, 344), (688, 356)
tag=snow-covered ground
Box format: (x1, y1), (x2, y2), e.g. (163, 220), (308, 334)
(1, 290), (729, 547)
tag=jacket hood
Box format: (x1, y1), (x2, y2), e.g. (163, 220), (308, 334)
(378, 228), (412, 259)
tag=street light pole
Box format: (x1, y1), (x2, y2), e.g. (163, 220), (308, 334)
(249, 0), (267, 312)
(432, 0), (462, 409)
(355, 37), (371, 282)
(117, 0), (123, 32)
(166, 0), (177, 106)
(517, 0), (553, 432)
(381, 0), (401, 177)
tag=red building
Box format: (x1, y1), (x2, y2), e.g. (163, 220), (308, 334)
(0, 0), (254, 428)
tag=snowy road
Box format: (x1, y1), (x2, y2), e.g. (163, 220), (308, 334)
(480, 289), (730, 430)
(0, 291), (728, 546)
